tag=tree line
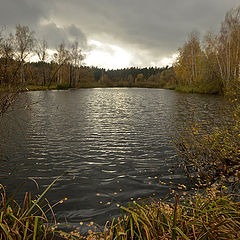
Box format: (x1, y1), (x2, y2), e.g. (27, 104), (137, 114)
(0, 24), (175, 90)
(174, 6), (240, 94)
(0, 24), (86, 89)
(4, 5), (239, 94)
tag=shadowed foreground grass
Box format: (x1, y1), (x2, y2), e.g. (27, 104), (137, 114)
(0, 176), (68, 240)
(1, 180), (239, 240)
(59, 188), (240, 240)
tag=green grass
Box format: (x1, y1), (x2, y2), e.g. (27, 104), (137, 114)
(88, 190), (239, 240)
(24, 84), (70, 91)
(3, 82), (170, 92)
(25, 85), (58, 91)
(174, 84), (220, 94)
(0, 176), (65, 240)
(164, 85), (177, 90)
(2, 184), (239, 240)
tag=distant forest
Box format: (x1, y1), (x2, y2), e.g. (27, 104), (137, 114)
(1, 6), (240, 94)
(0, 24), (175, 90)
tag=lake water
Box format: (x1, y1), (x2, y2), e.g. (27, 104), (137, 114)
(0, 88), (225, 230)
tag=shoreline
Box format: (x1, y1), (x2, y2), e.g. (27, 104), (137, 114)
(0, 84), (222, 95)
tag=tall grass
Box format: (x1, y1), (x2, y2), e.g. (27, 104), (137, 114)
(0, 176), (64, 240)
(92, 190), (240, 240)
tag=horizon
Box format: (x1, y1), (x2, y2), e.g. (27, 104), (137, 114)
(0, 0), (239, 69)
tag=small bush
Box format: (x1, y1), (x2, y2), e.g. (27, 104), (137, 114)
(56, 84), (70, 90)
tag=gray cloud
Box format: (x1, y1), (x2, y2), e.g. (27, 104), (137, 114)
(50, 0), (239, 57)
(0, 0), (50, 29)
(38, 22), (87, 48)
(0, 0), (239, 67)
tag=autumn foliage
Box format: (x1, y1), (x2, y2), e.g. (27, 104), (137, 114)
(174, 7), (240, 94)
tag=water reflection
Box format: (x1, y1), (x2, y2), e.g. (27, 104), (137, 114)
(0, 88), (226, 228)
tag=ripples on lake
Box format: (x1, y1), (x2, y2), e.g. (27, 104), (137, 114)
(0, 88), (225, 228)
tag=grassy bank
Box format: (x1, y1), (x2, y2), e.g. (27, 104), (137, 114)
(0, 176), (67, 240)
(3, 183), (239, 240)
(0, 83), (222, 94)
(100, 190), (239, 240)
(57, 189), (239, 240)
(0, 85), (62, 92)
(160, 80), (223, 94)
(174, 84), (220, 94)
(4, 81), (169, 92)
(25, 84), (72, 91)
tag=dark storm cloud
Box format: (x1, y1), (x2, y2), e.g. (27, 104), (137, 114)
(0, 0), (87, 49)
(39, 23), (87, 48)
(0, 0), (50, 28)
(0, 0), (239, 65)
(50, 0), (240, 58)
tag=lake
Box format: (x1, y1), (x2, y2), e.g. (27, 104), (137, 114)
(0, 88), (226, 231)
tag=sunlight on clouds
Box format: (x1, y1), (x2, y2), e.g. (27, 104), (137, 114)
(149, 53), (178, 68)
(159, 53), (178, 67)
(85, 40), (178, 69)
(30, 49), (56, 62)
(85, 40), (131, 69)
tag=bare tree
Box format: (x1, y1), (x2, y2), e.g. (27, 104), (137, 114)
(0, 32), (16, 86)
(48, 42), (70, 88)
(69, 41), (84, 87)
(35, 39), (48, 62)
(14, 24), (35, 84)
(55, 42), (70, 85)
(35, 39), (48, 85)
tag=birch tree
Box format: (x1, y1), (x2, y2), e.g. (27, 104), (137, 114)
(54, 42), (70, 86)
(35, 39), (48, 85)
(69, 41), (84, 87)
(14, 24), (35, 84)
(0, 29), (18, 86)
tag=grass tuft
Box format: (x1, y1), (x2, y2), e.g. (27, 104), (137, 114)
(0, 175), (65, 240)
(94, 190), (240, 240)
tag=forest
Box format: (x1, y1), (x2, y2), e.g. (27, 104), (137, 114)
(1, 7), (240, 95)
(174, 7), (240, 95)
(0, 24), (175, 90)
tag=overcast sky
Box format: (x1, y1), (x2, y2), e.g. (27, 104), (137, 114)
(0, 0), (239, 69)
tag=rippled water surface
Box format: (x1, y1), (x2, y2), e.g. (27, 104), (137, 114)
(0, 88), (225, 228)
